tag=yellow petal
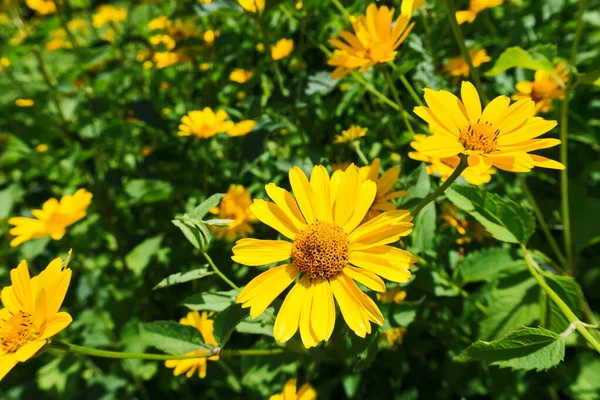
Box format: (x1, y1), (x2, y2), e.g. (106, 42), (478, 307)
(413, 106), (458, 138)
(250, 200), (299, 240)
(232, 238), (292, 266)
(348, 210), (413, 249)
(41, 312), (73, 339)
(415, 135), (464, 158)
(265, 183), (307, 230)
(486, 152), (535, 172)
(333, 165), (362, 227)
(480, 95), (510, 125)
(297, 383), (318, 400)
(289, 167), (316, 224)
(423, 89), (463, 135)
(310, 165), (332, 222)
(330, 274), (368, 337)
(495, 98), (535, 133)
(343, 266), (386, 292)
(497, 118), (558, 145)
(349, 248), (413, 282)
(273, 277), (310, 343)
(310, 278), (336, 341)
(0, 353), (19, 381)
(529, 154), (565, 170)
(343, 180), (377, 233)
(8, 261), (34, 313)
(461, 81), (482, 122)
(498, 138), (561, 153)
(14, 340), (46, 362)
(299, 282), (319, 348)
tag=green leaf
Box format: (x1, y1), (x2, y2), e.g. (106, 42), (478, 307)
(576, 70), (600, 86)
(213, 303), (248, 347)
(203, 218), (234, 227)
(485, 46), (559, 80)
(139, 321), (211, 355)
(172, 217), (211, 250)
(0, 134), (31, 168)
(125, 235), (163, 277)
(153, 266), (213, 290)
(125, 179), (173, 204)
(411, 202), (436, 254)
(182, 290), (238, 312)
(353, 328), (380, 372)
(189, 193), (224, 220)
(391, 301), (421, 327)
(446, 185), (535, 244)
(235, 308), (275, 337)
(456, 247), (514, 284)
(305, 71), (339, 96)
(542, 273), (583, 333)
(568, 353), (600, 400)
(0, 183), (23, 218)
(455, 327), (565, 371)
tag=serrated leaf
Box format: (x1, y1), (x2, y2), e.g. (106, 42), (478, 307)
(305, 71), (339, 96)
(353, 328), (379, 372)
(204, 218), (234, 227)
(456, 247), (514, 284)
(446, 185), (535, 244)
(485, 46), (559, 81)
(153, 266), (213, 290)
(125, 235), (163, 277)
(182, 290), (238, 312)
(0, 183), (23, 218)
(455, 327), (565, 371)
(576, 70), (600, 86)
(139, 321), (212, 355)
(172, 217), (211, 250)
(189, 193), (224, 220)
(411, 202), (436, 254)
(542, 273), (583, 333)
(213, 303), (248, 347)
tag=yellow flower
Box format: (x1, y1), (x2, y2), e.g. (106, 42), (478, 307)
(443, 49), (491, 78)
(153, 52), (179, 69)
(0, 57), (9, 71)
(456, 0), (503, 24)
(15, 99), (34, 107)
(269, 378), (317, 400)
(229, 69), (254, 83)
(413, 81), (564, 173)
(0, 254), (73, 380)
(200, 62), (211, 71)
(377, 287), (407, 303)
(143, 60), (154, 69)
(379, 327), (407, 348)
(359, 158), (409, 221)
(198, 0), (213, 3)
(256, 42), (265, 52)
(233, 165), (416, 348)
(164, 312), (218, 378)
(35, 144), (49, 153)
(0, 14), (9, 25)
(401, 0), (425, 17)
(93, 4), (127, 28)
(67, 18), (89, 34)
(238, 0), (265, 13)
(148, 16), (172, 30)
(228, 120), (257, 137)
(203, 30), (218, 45)
(328, 4), (415, 79)
(211, 185), (258, 242)
(408, 134), (495, 185)
(46, 29), (70, 51)
(26, 0), (56, 15)
(334, 125), (367, 143)
(296, 1), (303, 10)
(167, 21), (201, 41)
(8, 189), (92, 247)
(178, 108), (235, 139)
(440, 202), (490, 244)
(271, 39), (294, 60)
(140, 146), (155, 157)
(512, 61), (569, 114)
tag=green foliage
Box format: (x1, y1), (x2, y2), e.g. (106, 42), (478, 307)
(485, 45), (559, 80)
(140, 321), (212, 354)
(153, 266), (213, 290)
(455, 247), (514, 284)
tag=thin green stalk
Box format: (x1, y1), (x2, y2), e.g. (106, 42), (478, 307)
(522, 246), (600, 354)
(387, 62), (424, 107)
(352, 141), (369, 165)
(256, 13), (289, 97)
(441, 0), (489, 105)
(518, 175), (567, 267)
(203, 251), (240, 291)
(412, 155), (468, 217)
(331, 0), (352, 21)
(436, 275), (487, 313)
(383, 69), (414, 134)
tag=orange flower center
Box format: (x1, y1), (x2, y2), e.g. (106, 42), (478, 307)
(530, 80), (555, 103)
(0, 311), (37, 354)
(458, 122), (499, 153)
(291, 221), (349, 279)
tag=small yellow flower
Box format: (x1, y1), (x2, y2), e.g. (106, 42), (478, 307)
(210, 185), (258, 242)
(93, 4), (127, 28)
(334, 125), (367, 143)
(35, 144), (49, 153)
(229, 69), (254, 83)
(26, 0), (56, 15)
(0, 254), (73, 381)
(203, 30), (218, 45)
(413, 81), (564, 173)
(379, 327), (407, 348)
(15, 99), (34, 107)
(0, 14), (10, 25)
(143, 60), (154, 69)
(102, 27), (116, 43)
(159, 82), (171, 91)
(200, 62), (211, 71)
(269, 378), (317, 400)
(228, 120), (257, 137)
(148, 16), (172, 30)
(167, 21), (201, 41)
(456, 0), (503, 24)
(440, 202), (490, 244)
(150, 34), (176, 51)
(443, 49), (491, 79)
(178, 108), (235, 139)
(153, 52), (179, 69)
(295, 1), (303, 10)
(271, 39), (294, 60)
(140, 146), (155, 157)
(279, 128), (288, 135)
(0, 57), (10, 71)
(8, 189), (93, 247)
(164, 312), (218, 379)
(377, 287), (407, 304)
(512, 61), (569, 114)
(328, 4), (415, 79)
(256, 42), (265, 52)
(359, 158), (409, 221)
(46, 29), (70, 52)
(238, 0), (265, 13)
(67, 18), (89, 34)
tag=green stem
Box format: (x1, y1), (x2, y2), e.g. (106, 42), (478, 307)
(437, 275), (487, 313)
(441, 0), (489, 105)
(352, 141), (369, 165)
(518, 175), (567, 267)
(387, 62), (424, 107)
(330, 0), (352, 21)
(521, 246), (600, 354)
(412, 154), (468, 217)
(256, 13), (289, 97)
(383, 69), (414, 134)
(203, 251), (240, 291)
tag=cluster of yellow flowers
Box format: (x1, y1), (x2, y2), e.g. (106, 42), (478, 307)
(178, 107), (257, 139)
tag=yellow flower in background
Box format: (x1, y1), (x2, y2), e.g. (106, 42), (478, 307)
(296, 1), (303, 10)
(15, 99), (34, 107)
(456, 0), (503, 24)
(512, 61), (569, 114)
(440, 202), (490, 244)
(228, 120), (257, 137)
(198, 0), (213, 3)
(167, 21), (201, 41)
(229, 69), (254, 83)
(334, 125), (367, 143)
(211, 184), (258, 241)
(153, 52), (179, 69)
(35, 144), (49, 153)
(443, 49), (491, 79)
(26, 0), (56, 15)
(256, 42), (265, 52)
(269, 378), (317, 400)
(271, 39), (294, 60)
(46, 29), (71, 51)
(409, 134), (495, 185)
(67, 18), (89, 34)
(0, 57), (9, 71)
(178, 108), (235, 139)
(379, 327), (407, 348)
(0, 14), (9, 25)
(148, 16), (172, 30)
(328, 4), (415, 79)
(8, 189), (92, 247)
(140, 146), (155, 157)
(150, 34), (176, 51)
(401, 0), (425, 16)
(102, 27), (116, 42)
(0, 253), (73, 381)
(413, 81), (564, 173)
(238, 0), (265, 13)
(203, 30), (219, 45)
(377, 287), (407, 304)
(359, 158), (409, 221)
(93, 4), (127, 28)
(164, 312), (218, 378)
(232, 165), (416, 348)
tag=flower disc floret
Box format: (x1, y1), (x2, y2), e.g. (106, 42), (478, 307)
(292, 222), (349, 279)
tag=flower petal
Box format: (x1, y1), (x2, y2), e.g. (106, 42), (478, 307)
(250, 200), (299, 240)
(343, 266), (386, 292)
(310, 166), (332, 222)
(265, 183), (307, 230)
(343, 180), (377, 233)
(330, 274), (369, 337)
(289, 167), (316, 224)
(273, 277), (310, 343)
(461, 81), (482, 122)
(299, 283), (319, 348)
(232, 238), (292, 266)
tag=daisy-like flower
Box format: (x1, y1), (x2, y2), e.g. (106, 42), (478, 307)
(328, 4), (415, 79)
(443, 49), (491, 79)
(0, 57), (10, 71)
(26, 0), (56, 15)
(210, 184), (258, 241)
(9, 189), (92, 247)
(413, 81), (564, 173)
(178, 108), (235, 139)
(164, 312), (218, 378)
(167, 21), (202, 41)
(228, 120), (257, 137)
(376, 287), (407, 304)
(0, 253), (73, 380)
(440, 202), (489, 244)
(36, 144), (49, 153)
(455, 0), (503, 24)
(334, 125), (367, 144)
(238, 0), (265, 13)
(359, 158), (409, 221)
(232, 165), (416, 348)
(409, 134), (495, 185)
(92, 4), (127, 28)
(269, 378), (317, 400)
(148, 16), (172, 31)
(203, 30), (218, 45)
(15, 99), (34, 107)
(271, 39), (294, 61)
(229, 69), (254, 83)
(512, 61), (569, 114)
(379, 327), (407, 348)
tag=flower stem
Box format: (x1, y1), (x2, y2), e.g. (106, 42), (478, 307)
(383, 68), (414, 134)
(521, 246), (600, 354)
(203, 251), (240, 291)
(387, 62), (424, 107)
(352, 141), (369, 166)
(412, 154), (468, 217)
(256, 13), (289, 97)
(331, 0), (352, 21)
(441, 0), (489, 105)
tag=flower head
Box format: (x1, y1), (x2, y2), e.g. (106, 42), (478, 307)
(9, 189), (92, 247)
(512, 61), (569, 114)
(440, 202), (490, 244)
(153, 52), (179, 69)
(26, 0), (56, 15)
(443, 49), (491, 79)
(379, 327), (406, 348)
(93, 4), (127, 28)
(210, 185), (258, 242)
(238, 0), (265, 13)
(148, 16), (172, 31)
(228, 120), (257, 137)
(376, 287), (407, 304)
(166, 21), (201, 41)
(271, 39), (294, 60)
(164, 312), (218, 378)
(233, 165), (416, 348)
(0, 254), (73, 381)
(413, 81), (564, 173)
(15, 99), (34, 107)
(334, 125), (367, 143)
(178, 108), (235, 139)
(359, 158), (409, 221)
(269, 378), (317, 400)
(229, 69), (254, 83)
(456, 0), (503, 24)
(328, 4), (415, 79)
